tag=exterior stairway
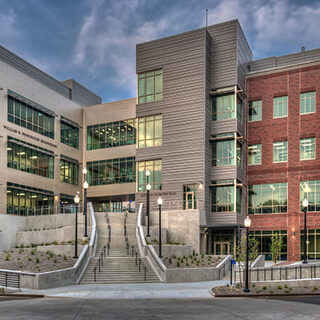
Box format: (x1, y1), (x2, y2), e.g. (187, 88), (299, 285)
(80, 212), (159, 284)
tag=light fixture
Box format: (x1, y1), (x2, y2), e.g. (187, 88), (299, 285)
(244, 215), (251, 228)
(198, 182), (204, 190)
(157, 196), (163, 206)
(83, 167), (87, 175)
(146, 183), (151, 191)
(74, 192), (80, 204)
(303, 198), (308, 208)
(146, 170), (151, 177)
(84, 181), (89, 189)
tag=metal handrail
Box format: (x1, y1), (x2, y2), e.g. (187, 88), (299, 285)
(0, 271), (21, 288)
(124, 212), (130, 255)
(93, 245), (106, 282)
(130, 245), (148, 281)
(105, 212), (111, 256)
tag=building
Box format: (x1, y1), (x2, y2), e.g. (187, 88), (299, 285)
(1, 19), (320, 261)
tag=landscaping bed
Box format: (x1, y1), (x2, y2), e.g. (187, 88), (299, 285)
(163, 254), (224, 269)
(0, 247), (75, 273)
(212, 283), (320, 297)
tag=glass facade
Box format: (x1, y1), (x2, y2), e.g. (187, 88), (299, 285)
(300, 229), (320, 260)
(87, 157), (135, 186)
(300, 91), (316, 115)
(248, 144), (262, 165)
(8, 95), (54, 138)
(138, 115), (162, 148)
(7, 137), (54, 179)
(87, 119), (136, 150)
(183, 185), (197, 210)
(300, 137), (315, 160)
(138, 69), (163, 104)
(273, 96), (288, 118)
(300, 180), (320, 212)
(250, 230), (287, 260)
(61, 121), (79, 149)
(273, 141), (288, 163)
(137, 160), (162, 192)
(7, 182), (54, 215)
(211, 181), (241, 213)
(248, 100), (262, 122)
(248, 183), (287, 214)
(60, 158), (79, 185)
(212, 93), (235, 121)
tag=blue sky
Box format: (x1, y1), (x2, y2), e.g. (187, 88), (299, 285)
(0, 0), (320, 102)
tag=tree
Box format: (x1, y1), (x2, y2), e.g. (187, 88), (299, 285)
(271, 233), (283, 263)
(235, 232), (259, 284)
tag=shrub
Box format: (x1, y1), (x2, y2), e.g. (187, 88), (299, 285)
(36, 257), (40, 264)
(201, 253), (204, 259)
(182, 243), (185, 245)
(313, 287), (318, 291)
(252, 284), (255, 288)
(196, 261), (200, 266)
(53, 258), (57, 264)
(5, 254), (10, 261)
(277, 285), (282, 290)
(169, 258), (172, 264)
(284, 284), (288, 289)
(285, 290), (290, 293)
(177, 261), (180, 267)
(270, 290), (274, 294)
(208, 255), (212, 260)
(192, 250), (195, 256)
(20, 244), (24, 249)
(31, 244), (37, 248)
(28, 258), (32, 261)
(19, 248), (24, 254)
(52, 241), (58, 245)
(262, 286), (267, 290)
(17, 257), (20, 261)
(186, 263), (189, 266)
(173, 255), (176, 259)
(64, 255), (67, 261)
(31, 248), (37, 255)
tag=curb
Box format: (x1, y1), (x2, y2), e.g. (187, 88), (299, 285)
(0, 293), (44, 298)
(214, 292), (320, 298)
(208, 288), (215, 298)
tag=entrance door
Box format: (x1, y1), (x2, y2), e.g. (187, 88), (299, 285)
(185, 192), (194, 210)
(214, 242), (230, 255)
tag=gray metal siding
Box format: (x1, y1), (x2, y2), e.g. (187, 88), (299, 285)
(250, 48), (320, 73)
(136, 28), (207, 211)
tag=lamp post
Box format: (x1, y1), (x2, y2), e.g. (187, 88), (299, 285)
(244, 215), (251, 293)
(74, 192), (80, 259)
(303, 197), (309, 264)
(146, 170), (151, 237)
(157, 196), (163, 258)
(83, 180), (89, 238)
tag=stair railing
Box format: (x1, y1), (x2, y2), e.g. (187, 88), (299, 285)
(131, 245), (148, 281)
(124, 211), (130, 255)
(93, 245), (106, 282)
(105, 212), (111, 256)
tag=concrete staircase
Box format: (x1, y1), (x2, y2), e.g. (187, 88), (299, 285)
(80, 212), (159, 284)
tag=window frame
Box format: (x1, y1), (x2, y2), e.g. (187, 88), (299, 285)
(248, 100), (262, 122)
(273, 96), (288, 119)
(248, 144), (262, 165)
(300, 137), (316, 161)
(273, 141), (288, 163)
(300, 91), (316, 115)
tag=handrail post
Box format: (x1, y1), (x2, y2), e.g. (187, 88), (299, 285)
(144, 266), (147, 281)
(5, 273), (8, 287)
(139, 258), (141, 272)
(135, 252), (138, 265)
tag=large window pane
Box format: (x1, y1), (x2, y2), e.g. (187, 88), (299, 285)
(136, 160), (162, 191)
(300, 91), (316, 115)
(212, 93), (235, 121)
(273, 141), (288, 163)
(248, 100), (262, 122)
(61, 121), (79, 149)
(273, 96), (288, 118)
(60, 158), (79, 186)
(300, 138), (315, 160)
(138, 115), (162, 148)
(248, 144), (262, 165)
(138, 70), (163, 104)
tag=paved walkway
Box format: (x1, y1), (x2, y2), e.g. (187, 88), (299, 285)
(20, 280), (228, 299)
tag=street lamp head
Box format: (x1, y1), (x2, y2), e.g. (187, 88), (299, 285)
(83, 181), (89, 189)
(146, 170), (151, 177)
(146, 183), (152, 191)
(198, 182), (204, 190)
(74, 192), (80, 204)
(244, 215), (251, 228)
(82, 167), (87, 175)
(157, 196), (163, 206)
(303, 197), (308, 208)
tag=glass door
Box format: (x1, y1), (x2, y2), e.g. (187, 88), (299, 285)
(214, 242), (230, 255)
(185, 192), (194, 210)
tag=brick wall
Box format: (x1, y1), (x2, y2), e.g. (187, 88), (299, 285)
(247, 64), (320, 261)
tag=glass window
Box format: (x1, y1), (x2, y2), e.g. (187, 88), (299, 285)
(212, 139), (234, 166)
(6, 183), (54, 216)
(300, 180), (320, 212)
(61, 121), (79, 149)
(138, 69), (163, 104)
(273, 141), (288, 163)
(248, 100), (262, 122)
(136, 160), (162, 192)
(60, 159), (79, 185)
(300, 91), (316, 115)
(87, 119), (136, 150)
(300, 138), (315, 160)
(248, 144), (262, 165)
(138, 115), (162, 148)
(87, 157), (136, 186)
(7, 137), (54, 179)
(251, 230), (287, 260)
(300, 229), (320, 260)
(273, 96), (288, 118)
(248, 183), (287, 214)
(211, 183), (242, 213)
(8, 95), (54, 139)
(212, 93), (235, 121)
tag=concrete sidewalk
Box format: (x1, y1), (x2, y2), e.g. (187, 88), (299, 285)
(20, 280), (228, 299)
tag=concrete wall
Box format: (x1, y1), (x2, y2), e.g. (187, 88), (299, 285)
(152, 244), (193, 258)
(0, 214), (27, 251)
(37, 244), (85, 257)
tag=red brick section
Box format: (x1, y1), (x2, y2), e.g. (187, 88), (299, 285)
(246, 64), (320, 261)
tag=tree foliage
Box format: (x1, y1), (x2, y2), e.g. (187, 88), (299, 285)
(271, 233), (283, 263)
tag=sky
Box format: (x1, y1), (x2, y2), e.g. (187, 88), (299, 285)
(0, 0), (319, 103)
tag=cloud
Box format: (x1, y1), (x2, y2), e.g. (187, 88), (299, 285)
(206, 0), (320, 58)
(73, 0), (190, 97)
(0, 8), (18, 45)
